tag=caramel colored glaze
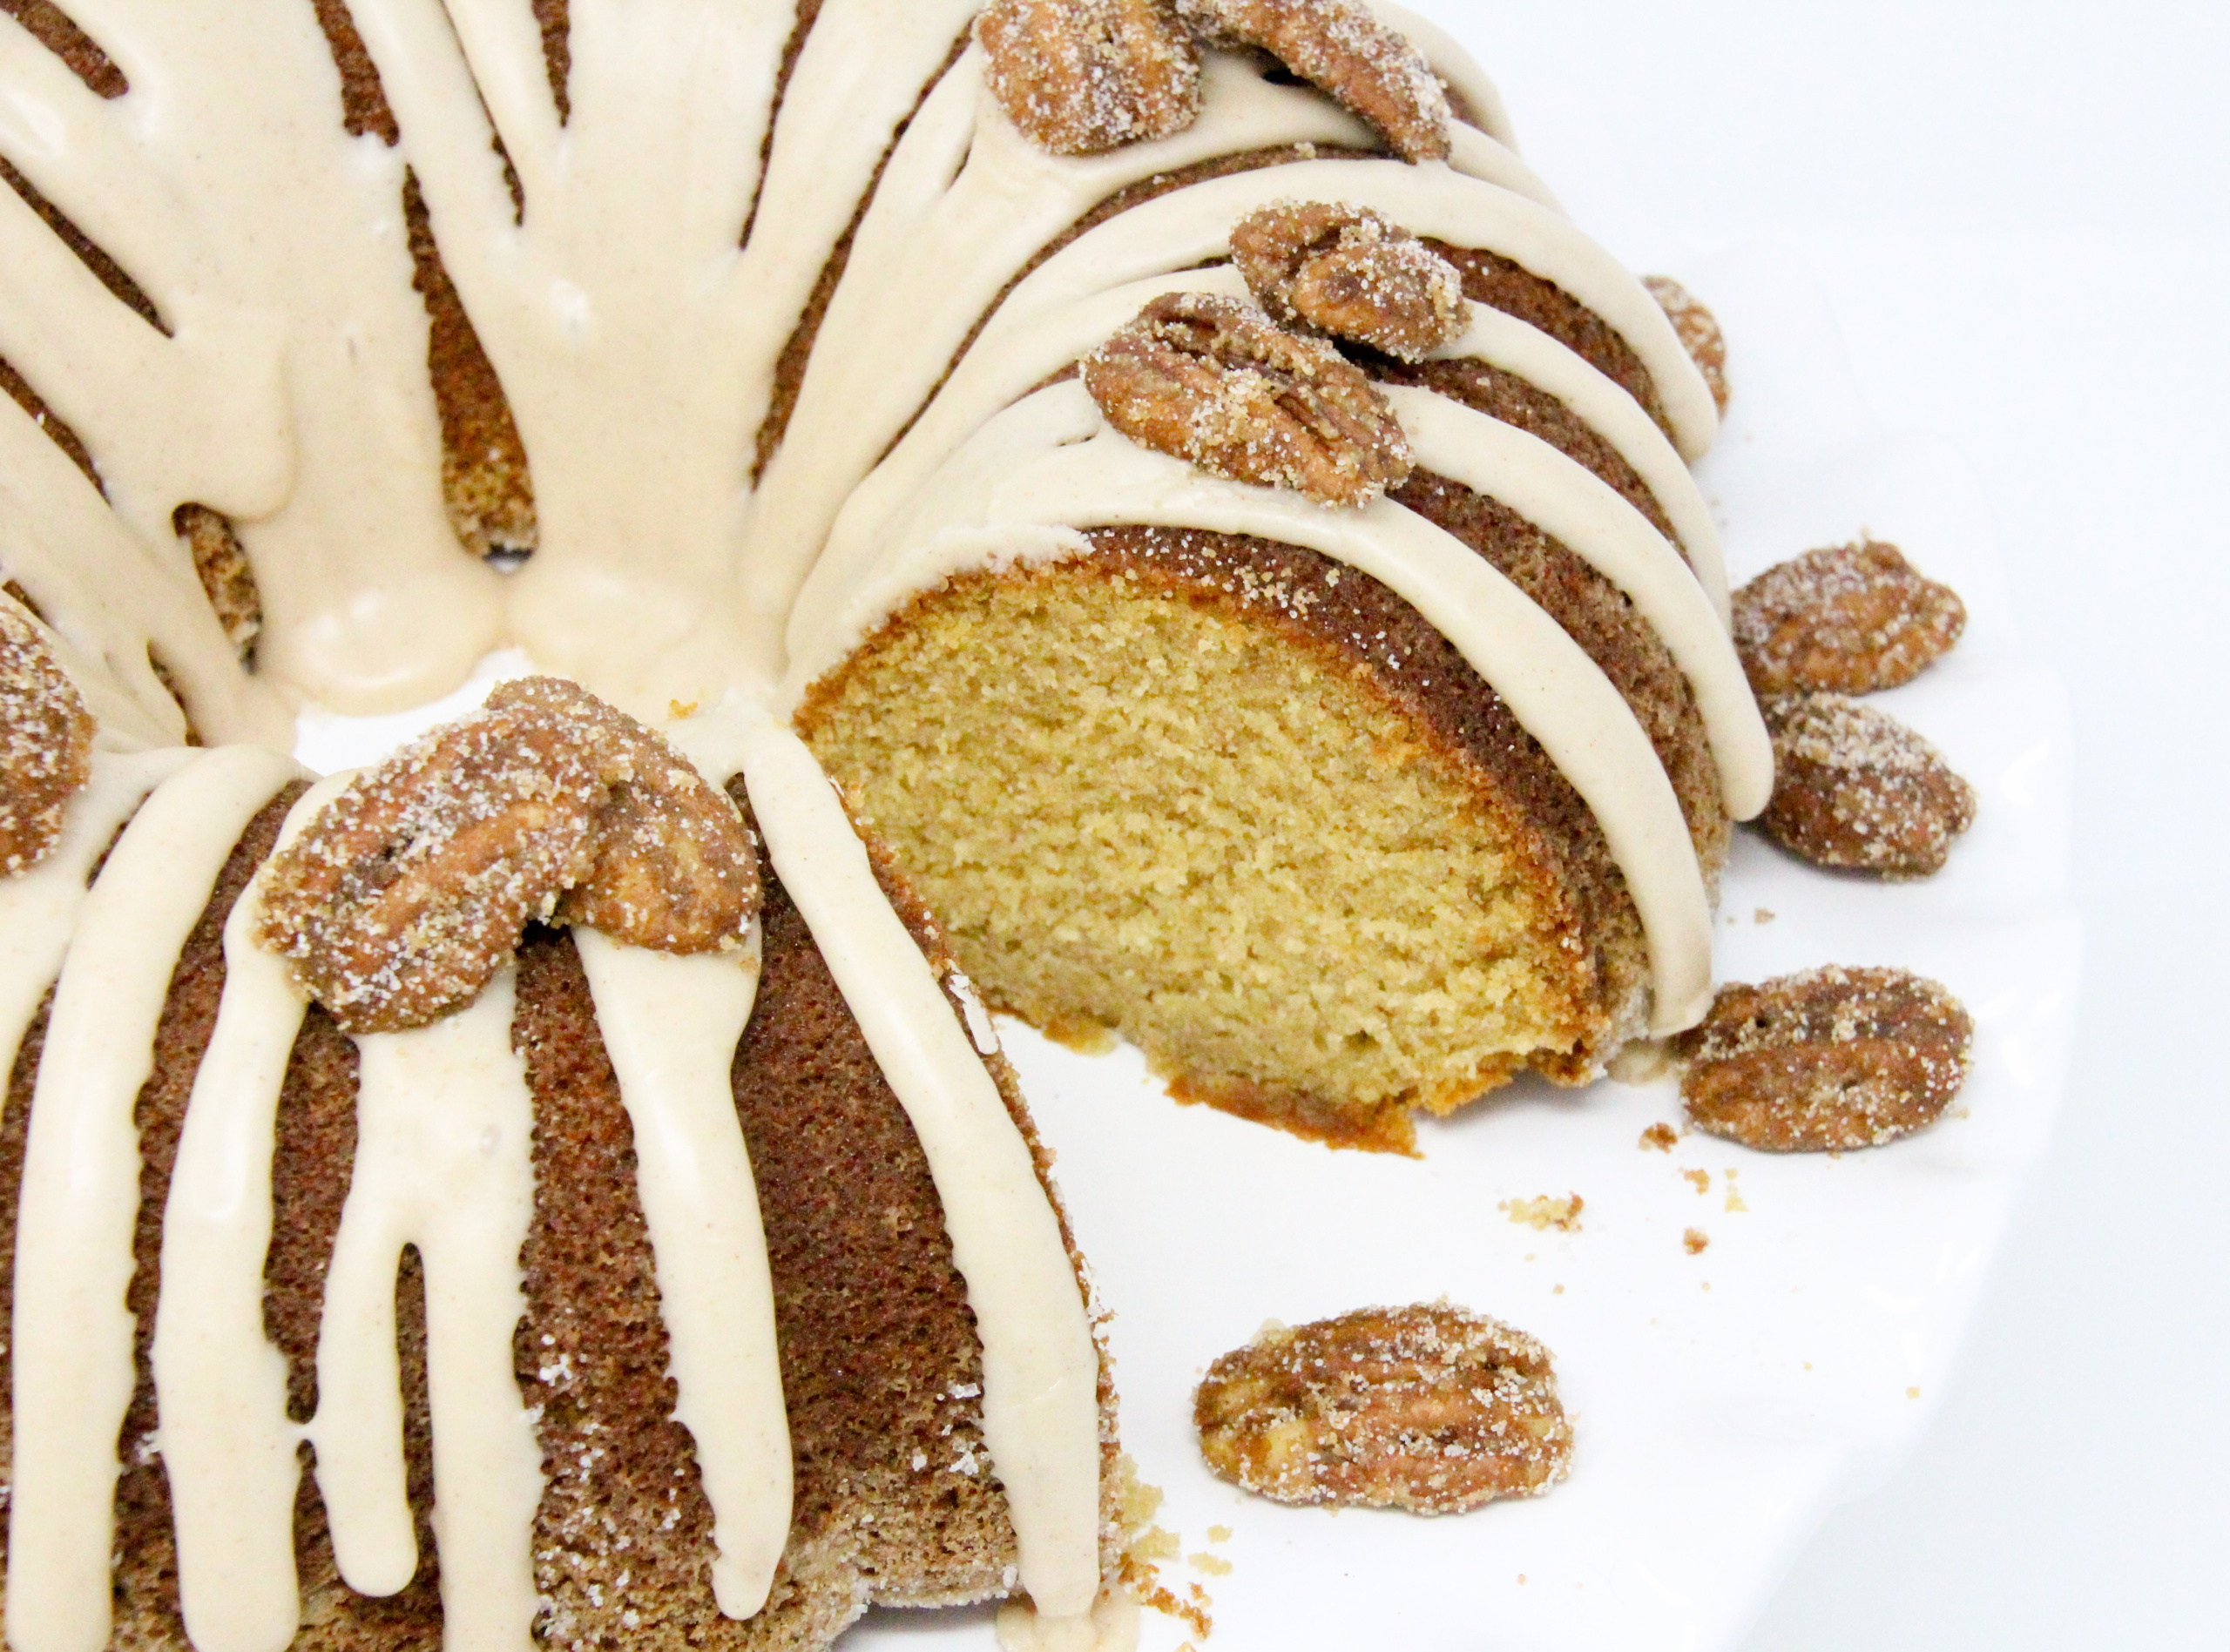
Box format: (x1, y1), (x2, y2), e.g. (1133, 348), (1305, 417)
(739, 2), (827, 253)
(293, 1252), (444, 1652)
(889, 141), (1385, 463)
(404, 172), (539, 557)
(1375, 355), (1682, 550)
(113, 790), (301, 1646)
(0, 140), (151, 486)
(727, 828), (1014, 1638)
(1, 154), (163, 328)
(115, 787), (303, 1649)
(0, 989), (51, 1588)
(1389, 469), (1726, 879)
(1423, 239), (1672, 444)
(265, 986), (449, 1650)
(310, 2), (537, 556)
(1076, 524), (1621, 1083)
(754, 28), (972, 480)
(0, 354), (95, 487)
(510, 928), (733, 1649)
(261, 1003), (363, 1427)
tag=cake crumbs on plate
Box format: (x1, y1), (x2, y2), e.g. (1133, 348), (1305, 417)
(1639, 1122), (1679, 1152)
(1501, 1194), (1584, 1232)
(1684, 1228), (1710, 1255)
(1682, 1168), (1711, 1196)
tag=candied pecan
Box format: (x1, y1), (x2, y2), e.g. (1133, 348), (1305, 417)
(258, 684), (606, 1032)
(258, 677), (754, 1033)
(1643, 275), (1728, 415)
(1082, 292), (1411, 504)
(502, 682), (759, 953)
(1176, 0), (1450, 162)
(174, 503), (262, 660)
(1760, 693), (1977, 879)
(1232, 200), (1466, 361)
(1733, 539), (1967, 696)
(978, 0), (1201, 157)
(1194, 1304), (1570, 1514)
(1674, 966), (1973, 1151)
(1, 602), (95, 877)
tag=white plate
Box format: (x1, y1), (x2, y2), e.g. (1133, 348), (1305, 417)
(842, 240), (2079, 1652)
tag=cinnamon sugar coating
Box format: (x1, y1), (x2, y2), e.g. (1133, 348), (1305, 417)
(1194, 1304), (1571, 1514)
(978, 0), (1202, 157)
(1760, 693), (1977, 879)
(1083, 292), (1411, 504)
(1643, 274), (1728, 415)
(1733, 540), (1967, 696)
(494, 680), (760, 954)
(258, 678), (753, 1033)
(1675, 966), (1973, 1152)
(1231, 200), (1466, 361)
(1175, 0), (1451, 162)
(0, 603), (94, 877)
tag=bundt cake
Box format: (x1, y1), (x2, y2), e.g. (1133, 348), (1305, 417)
(0, 0), (1771, 1646)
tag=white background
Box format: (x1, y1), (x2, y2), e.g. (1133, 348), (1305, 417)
(1394, 1), (2228, 1646)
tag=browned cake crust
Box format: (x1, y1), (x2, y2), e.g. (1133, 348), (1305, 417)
(0, 780), (1110, 1650)
(753, 24), (976, 477)
(1375, 356), (1681, 548)
(1422, 239), (1672, 442)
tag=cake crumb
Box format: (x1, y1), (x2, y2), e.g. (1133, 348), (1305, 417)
(1206, 1525), (1231, 1543)
(667, 698), (698, 719)
(1683, 1228), (1710, 1255)
(1725, 1187), (1748, 1213)
(1908, 1386), (1922, 1399)
(1754, 907), (1775, 924)
(1187, 1552), (1233, 1575)
(1132, 1526), (1179, 1562)
(1682, 1168), (1711, 1196)
(1501, 1194), (1584, 1232)
(1639, 1122), (1679, 1152)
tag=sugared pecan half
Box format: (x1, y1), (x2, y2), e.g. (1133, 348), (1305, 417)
(1643, 275), (1728, 415)
(1083, 292), (1411, 503)
(259, 678), (755, 1033)
(1760, 693), (1977, 879)
(1675, 966), (1973, 1151)
(1195, 1304), (1570, 1514)
(514, 682), (760, 954)
(1176, 0), (1450, 162)
(1, 602), (95, 877)
(1733, 539), (1967, 697)
(1232, 200), (1466, 361)
(978, 0), (1202, 157)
